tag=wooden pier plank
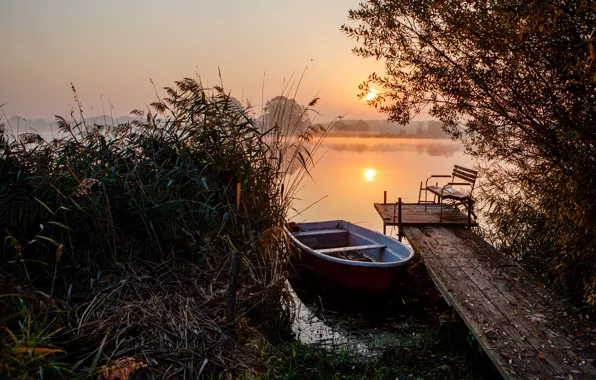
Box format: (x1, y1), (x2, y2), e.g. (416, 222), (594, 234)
(460, 264), (590, 377)
(374, 203), (476, 226)
(425, 257), (554, 379)
(426, 227), (594, 345)
(465, 262), (596, 366)
(403, 226), (596, 380)
(406, 228), (555, 379)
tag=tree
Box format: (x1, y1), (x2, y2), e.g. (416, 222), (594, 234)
(342, 1), (596, 308)
(425, 121), (448, 139)
(353, 120), (370, 132)
(261, 96), (311, 136)
(334, 120), (349, 132)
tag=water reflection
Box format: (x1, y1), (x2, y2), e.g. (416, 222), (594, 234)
(292, 137), (474, 232)
(364, 168), (376, 182)
(289, 274), (420, 356)
(325, 138), (463, 158)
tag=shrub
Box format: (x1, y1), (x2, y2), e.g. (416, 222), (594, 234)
(0, 78), (327, 377)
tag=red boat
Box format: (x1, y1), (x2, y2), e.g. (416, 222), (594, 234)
(286, 220), (415, 292)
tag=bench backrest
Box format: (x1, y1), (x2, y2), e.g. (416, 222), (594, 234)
(452, 165), (478, 191)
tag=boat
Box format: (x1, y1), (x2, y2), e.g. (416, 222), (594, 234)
(286, 220), (415, 292)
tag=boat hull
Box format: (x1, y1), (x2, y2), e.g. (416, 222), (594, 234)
(296, 249), (406, 292)
(287, 220), (414, 292)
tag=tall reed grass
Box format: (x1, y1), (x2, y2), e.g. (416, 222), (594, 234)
(0, 78), (329, 378)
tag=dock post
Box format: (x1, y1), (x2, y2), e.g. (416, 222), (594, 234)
(383, 191), (387, 235)
(398, 198), (402, 242)
(467, 198), (472, 228)
(226, 251), (240, 324)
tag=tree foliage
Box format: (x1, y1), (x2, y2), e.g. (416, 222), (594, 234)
(342, 1), (596, 307)
(354, 119), (370, 132)
(261, 96), (311, 136)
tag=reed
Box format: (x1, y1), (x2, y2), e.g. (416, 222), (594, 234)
(0, 78), (329, 378)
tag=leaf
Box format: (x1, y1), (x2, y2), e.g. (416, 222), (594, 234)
(34, 197), (54, 215)
(48, 221), (72, 231)
(37, 236), (61, 247)
(90, 333), (108, 373)
(590, 43), (595, 60)
(4, 230), (21, 250)
(236, 182), (241, 210)
(14, 347), (65, 356)
(5, 327), (19, 344)
(296, 152), (314, 181)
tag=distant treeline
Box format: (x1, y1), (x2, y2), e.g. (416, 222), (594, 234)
(7, 115), (451, 140)
(326, 119), (450, 139)
(4, 115), (139, 140)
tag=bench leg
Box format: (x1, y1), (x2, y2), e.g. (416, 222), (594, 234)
(467, 198), (475, 228)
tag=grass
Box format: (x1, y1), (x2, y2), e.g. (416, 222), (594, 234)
(1, 296), (69, 378)
(0, 77), (329, 378)
(235, 318), (485, 380)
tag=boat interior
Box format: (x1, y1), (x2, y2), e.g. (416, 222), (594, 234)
(293, 228), (394, 263)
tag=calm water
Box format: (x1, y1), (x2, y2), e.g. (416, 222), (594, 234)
(288, 137), (475, 351)
(290, 137), (474, 234)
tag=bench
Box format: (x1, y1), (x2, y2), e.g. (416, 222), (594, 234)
(418, 165), (478, 222)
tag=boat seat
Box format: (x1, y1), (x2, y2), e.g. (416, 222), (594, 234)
(318, 244), (385, 254)
(292, 229), (347, 237)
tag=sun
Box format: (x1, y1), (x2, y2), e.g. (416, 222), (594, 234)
(364, 168), (376, 182)
(365, 89), (377, 101)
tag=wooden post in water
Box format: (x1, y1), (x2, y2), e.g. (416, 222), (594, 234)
(383, 191), (387, 234)
(398, 198), (403, 242)
(226, 251), (240, 324)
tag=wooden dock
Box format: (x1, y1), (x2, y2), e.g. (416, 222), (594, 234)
(374, 202), (476, 228)
(402, 226), (596, 379)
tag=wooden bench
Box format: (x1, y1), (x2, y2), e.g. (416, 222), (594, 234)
(418, 165), (478, 222)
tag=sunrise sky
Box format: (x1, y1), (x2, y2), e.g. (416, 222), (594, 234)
(0, 0), (390, 122)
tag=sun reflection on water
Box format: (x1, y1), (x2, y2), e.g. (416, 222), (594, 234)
(364, 168), (376, 182)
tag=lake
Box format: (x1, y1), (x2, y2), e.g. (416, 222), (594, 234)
(290, 137), (474, 235)
(287, 137), (477, 355)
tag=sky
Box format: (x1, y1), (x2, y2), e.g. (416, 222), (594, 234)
(0, 0), (391, 122)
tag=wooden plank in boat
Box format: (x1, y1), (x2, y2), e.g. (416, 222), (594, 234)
(318, 244), (385, 254)
(293, 229), (347, 237)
